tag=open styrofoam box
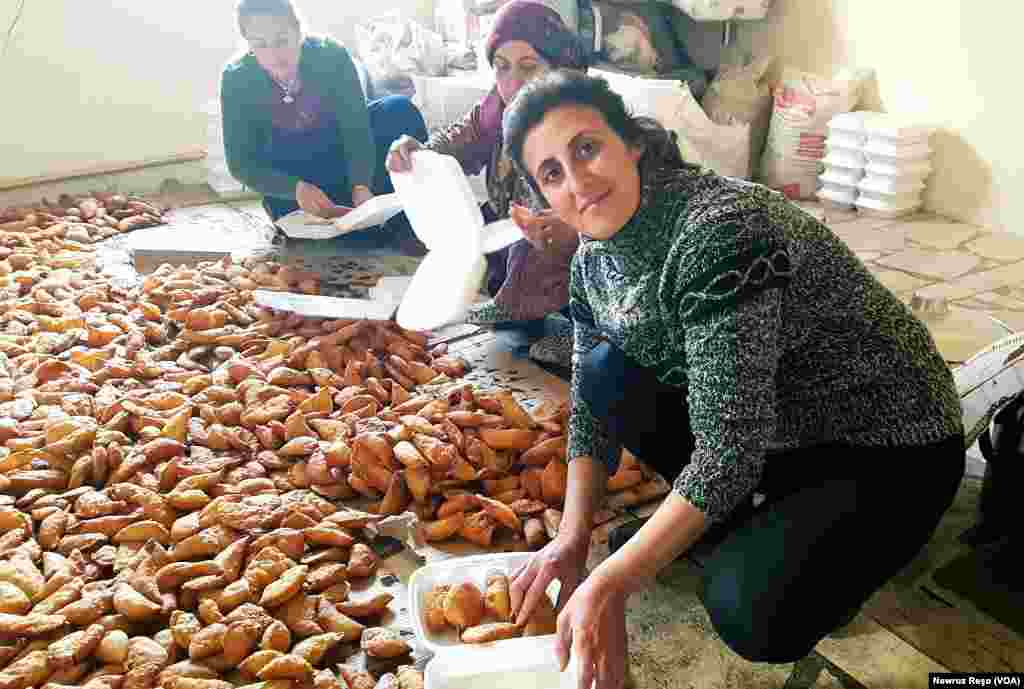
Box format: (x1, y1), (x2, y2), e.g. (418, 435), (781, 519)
(409, 552), (577, 689)
(390, 151), (524, 332)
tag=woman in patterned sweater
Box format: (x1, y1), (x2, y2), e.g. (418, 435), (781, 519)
(503, 71), (965, 688)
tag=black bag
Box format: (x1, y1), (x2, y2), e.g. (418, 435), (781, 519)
(962, 391), (1024, 547)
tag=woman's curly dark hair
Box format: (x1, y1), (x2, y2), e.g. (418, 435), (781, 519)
(502, 70), (692, 194)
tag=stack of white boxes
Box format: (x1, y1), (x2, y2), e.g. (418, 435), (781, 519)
(817, 112), (933, 218)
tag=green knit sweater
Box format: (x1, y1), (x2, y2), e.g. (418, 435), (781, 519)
(567, 166), (963, 524)
(220, 36), (374, 199)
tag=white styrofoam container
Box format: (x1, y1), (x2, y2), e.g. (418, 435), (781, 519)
(817, 184), (858, 207)
(410, 553), (575, 689)
(858, 175), (926, 195)
(390, 151), (525, 332)
(863, 139), (932, 160)
(864, 158), (932, 180)
(822, 149), (866, 169)
(858, 187), (922, 207)
(855, 195), (922, 218)
(824, 132), (865, 150)
(862, 114), (932, 145)
(827, 111), (880, 136)
(820, 165), (865, 187)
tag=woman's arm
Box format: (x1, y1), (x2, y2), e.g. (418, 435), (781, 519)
(509, 258), (619, 621)
(321, 40), (375, 197)
(426, 100), (493, 176)
(221, 65), (302, 199)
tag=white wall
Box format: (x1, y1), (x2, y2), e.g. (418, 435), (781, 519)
(0, 0), (432, 186)
(735, 0), (1024, 235)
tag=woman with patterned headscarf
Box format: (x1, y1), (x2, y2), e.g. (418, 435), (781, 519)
(387, 0), (587, 367)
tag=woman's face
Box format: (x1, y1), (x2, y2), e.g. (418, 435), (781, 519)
(522, 104), (643, 241)
(493, 41), (549, 105)
(244, 14), (302, 83)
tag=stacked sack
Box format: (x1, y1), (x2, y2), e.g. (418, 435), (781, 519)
(818, 112), (933, 218)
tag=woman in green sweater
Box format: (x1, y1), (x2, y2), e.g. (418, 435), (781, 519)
(221, 0), (427, 233)
(503, 71), (965, 688)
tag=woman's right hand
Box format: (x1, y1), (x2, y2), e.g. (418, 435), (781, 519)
(295, 180), (335, 217)
(386, 135), (424, 173)
(509, 529), (591, 626)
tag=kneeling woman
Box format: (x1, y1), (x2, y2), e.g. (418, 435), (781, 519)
(504, 71), (964, 688)
(222, 0), (427, 236)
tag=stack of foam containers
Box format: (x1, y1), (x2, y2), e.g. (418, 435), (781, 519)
(817, 112), (933, 218)
(858, 115), (933, 217)
(817, 112), (870, 209)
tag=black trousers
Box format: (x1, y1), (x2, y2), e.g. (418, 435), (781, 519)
(579, 341), (965, 663)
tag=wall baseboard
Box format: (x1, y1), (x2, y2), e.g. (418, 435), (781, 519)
(0, 149), (208, 192)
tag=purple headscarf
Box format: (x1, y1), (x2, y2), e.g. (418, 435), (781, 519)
(476, 1), (588, 156)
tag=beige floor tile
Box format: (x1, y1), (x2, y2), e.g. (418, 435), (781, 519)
(828, 216), (901, 237)
(855, 251), (883, 264)
(966, 232), (1024, 262)
(989, 310), (1024, 332)
(971, 291), (1024, 310)
(874, 248), (981, 281)
(869, 269), (932, 294)
(901, 217), (983, 250)
(837, 227), (909, 254)
(912, 261), (1024, 300)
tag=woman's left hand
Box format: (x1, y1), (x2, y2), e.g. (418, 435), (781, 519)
(556, 572), (630, 689)
(352, 185), (374, 208)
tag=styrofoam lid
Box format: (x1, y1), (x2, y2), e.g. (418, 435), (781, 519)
(862, 113), (933, 141)
(425, 636), (576, 689)
(396, 249), (486, 331)
(864, 159), (933, 178)
(392, 151), (486, 253)
(828, 111), (880, 132)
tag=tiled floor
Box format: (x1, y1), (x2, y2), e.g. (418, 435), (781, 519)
(794, 204), (1024, 344)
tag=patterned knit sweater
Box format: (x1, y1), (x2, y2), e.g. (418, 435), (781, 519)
(567, 167), (963, 524)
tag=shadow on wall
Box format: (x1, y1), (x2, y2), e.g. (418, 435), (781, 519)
(924, 130), (993, 229)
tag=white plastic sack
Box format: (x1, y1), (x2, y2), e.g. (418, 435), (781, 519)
(669, 0), (774, 21)
(357, 18), (448, 82)
(701, 55), (773, 178)
(593, 68), (750, 179)
(757, 67), (873, 199)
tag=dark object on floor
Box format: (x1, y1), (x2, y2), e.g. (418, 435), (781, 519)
(961, 391), (1024, 548)
(943, 391), (1024, 635)
(932, 540), (1024, 636)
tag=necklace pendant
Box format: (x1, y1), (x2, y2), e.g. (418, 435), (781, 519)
(282, 94), (294, 104)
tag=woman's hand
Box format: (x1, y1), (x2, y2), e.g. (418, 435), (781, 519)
(510, 203), (577, 251)
(556, 572), (630, 689)
(509, 529), (590, 626)
(295, 180), (335, 217)
(352, 185), (374, 208)
(386, 135), (424, 173)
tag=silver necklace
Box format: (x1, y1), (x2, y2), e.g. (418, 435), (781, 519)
(272, 75), (300, 104)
